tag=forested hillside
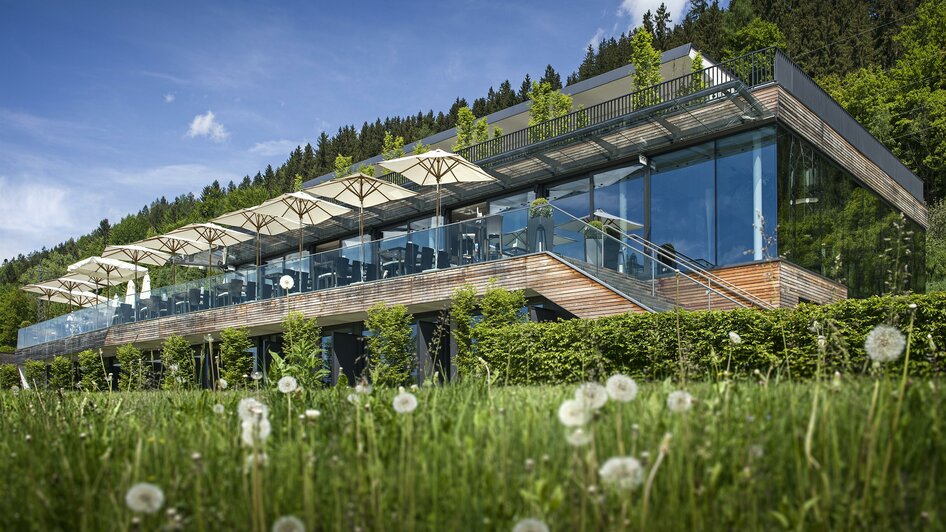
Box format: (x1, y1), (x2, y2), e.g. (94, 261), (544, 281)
(1, 0), (943, 350)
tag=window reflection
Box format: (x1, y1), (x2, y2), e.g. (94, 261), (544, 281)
(548, 178), (590, 259)
(651, 142), (715, 266)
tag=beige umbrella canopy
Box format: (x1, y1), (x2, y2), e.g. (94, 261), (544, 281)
(103, 245), (171, 282)
(213, 207), (301, 267)
(49, 277), (97, 294)
(135, 235), (208, 284)
(305, 172), (416, 248)
(254, 191), (351, 258)
(21, 284), (106, 317)
(163, 223), (253, 274)
(68, 256), (147, 299)
(379, 149), (496, 244)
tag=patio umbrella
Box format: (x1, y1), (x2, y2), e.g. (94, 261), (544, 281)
(68, 256), (146, 299)
(140, 273), (151, 299)
(379, 149), (495, 247)
(305, 172), (416, 266)
(124, 279), (136, 306)
(22, 284), (68, 319)
(103, 244), (171, 286)
(135, 235), (208, 284)
(164, 223), (253, 274)
(50, 277), (97, 294)
(254, 191), (351, 258)
(213, 207), (301, 267)
(593, 209), (644, 232)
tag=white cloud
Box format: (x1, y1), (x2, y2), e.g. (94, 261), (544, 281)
(249, 139), (300, 157)
(0, 175), (77, 259)
(185, 110), (229, 142)
(164, 93), (175, 103)
(616, 0), (689, 29)
(589, 28), (606, 50)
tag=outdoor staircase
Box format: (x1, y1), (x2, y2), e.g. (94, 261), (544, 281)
(556, 255), (676, 312)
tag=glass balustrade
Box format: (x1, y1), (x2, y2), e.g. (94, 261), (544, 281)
(17, 204), (688, 349)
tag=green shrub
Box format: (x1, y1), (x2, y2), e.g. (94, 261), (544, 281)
(365, 302), (415, 387)
(23, 360), (47, 390)
(0, 363), (19, 389)
(77, 349), (108, 392)
(49, 355), (74, 390)
(161, 335), (195, 390)
(116, 344), (149, 391)
(477, 281), (526, 331)
(219, 327), (253, 388)
(270, 312), (326, 389)
(474, 293), (946, 384)
(450, 284), (477, 379)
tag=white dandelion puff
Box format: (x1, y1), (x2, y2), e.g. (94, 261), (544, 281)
(237, 397), (268, 421)
(125, 482), (165, 514)
(346, 393), (360, 405)
(217, 378), (228, 390)
(605, 374), (638, 402)
(277, 376), (298, 394)
(392, 392), (418, 414)
(241, 418), (272, 446)
(667, 390), (694, 413)
(244, 452), (268, 471)
(575, 382), (608, 410)
(865, 324), (906, 363)
(566, 427), (593, 447)
(728, 331), (742, 344)
(212, 403), (225, 415)
(355, 383), (372, 395)
(598, 456), (644, 492)
(272, 515), (305, 532)
(558, 398), (592, 427)
(512, 518), (550, 532)
(304, 409), (320, 420)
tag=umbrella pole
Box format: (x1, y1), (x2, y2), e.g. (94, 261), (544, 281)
(298, 214), (304, 259)
(256, 229), (261, 267)
(359, 203), (365, 266)
(435, 180), (442, 252)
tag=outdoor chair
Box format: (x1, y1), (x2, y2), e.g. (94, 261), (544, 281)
(216, 279), (244, 306)
(437, 250), (451, 269)
(405, 243), (420, 274)
(245, 281), (257, 301)
(261, 283), (273, 299)
(419, 247), (434, 271)
(187, 288), (202, 312)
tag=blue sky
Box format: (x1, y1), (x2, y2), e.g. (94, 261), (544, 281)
(0, 0), (693, 261)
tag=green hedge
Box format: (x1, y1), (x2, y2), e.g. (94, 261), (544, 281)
(23, 360), (46, 390)
(0, 363), (19, 389)
(474, 293), (946, 384)
(49, 355), (74, 390)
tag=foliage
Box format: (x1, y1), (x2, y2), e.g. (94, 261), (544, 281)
(356, 163), (375, 177)
(583, 220), (605, 239)
(116, 344), (149, 391)
(365, 303), (415, 387)
(333, 154), (353, 178)
(628, 27), (662, 108)
(723, 17), (786, 59)
(685, 51), (707, 95)
(527, 81), (574, 141)
(0, 287), (34, 349)
(529, 198), (552, 219)
(928, 199), (946, 292)
(449, 284), (478, 379)
(381, 131), (405, 160)
(48, 355), (73, 390)
(23, 360), (46, 390)
(411, 141), (430, 155)
(161, 335), (195, 391)
(77, 349), (107, 392)
(476, 281), (526, 332)
(218, 327), (253, 388)
(475, 293), (946, 385)
(270, 312), (327, 389)
(0, 363), (19, 389)
(453, 106), (490, 151)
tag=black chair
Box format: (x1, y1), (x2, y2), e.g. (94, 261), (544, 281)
(335, 257), (352, 287)
(419, 247), (434, 271)
(437, 250), (451, 269)
(298, 271), (310, 292)
(364, 262), (378, 281)
(217, 279), (244, 306)
(114, 303), (134, 325)
(405, 243), (420, 274)
(187, 288), (202, 312)
(351, 260), (364, 283)
(245, 281), (257, 301)
(261, 283), (273, 299)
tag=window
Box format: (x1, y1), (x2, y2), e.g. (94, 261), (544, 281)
(650, 141), (715, 265)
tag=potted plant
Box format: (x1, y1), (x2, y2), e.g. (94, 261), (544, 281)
(527, 198), (553, 252)
(584, 220), (605, 266)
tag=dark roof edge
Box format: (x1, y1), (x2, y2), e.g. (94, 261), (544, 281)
(773, 50), (925, 203)
(304, 44), (694, 188)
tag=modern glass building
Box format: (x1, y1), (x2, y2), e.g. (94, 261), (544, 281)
(13, 46), (927, 382)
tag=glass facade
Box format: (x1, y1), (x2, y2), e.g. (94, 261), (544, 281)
(776, 129), (925, 297)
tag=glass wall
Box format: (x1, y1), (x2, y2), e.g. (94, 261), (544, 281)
(650, 142), (716, 266)
(777, 129), (926, 297)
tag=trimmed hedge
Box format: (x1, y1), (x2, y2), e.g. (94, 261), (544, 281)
(23, 360), (46, 390)
(0, 363), (19, 389)
(474, 293), (946, 384)
(49, 355), (74, 390)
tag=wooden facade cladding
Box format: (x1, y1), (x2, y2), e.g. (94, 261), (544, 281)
(15, 253), (644, 360)
(660, 259), (847, 311)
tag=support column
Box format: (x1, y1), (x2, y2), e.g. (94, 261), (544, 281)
(753, 130), (764, 261)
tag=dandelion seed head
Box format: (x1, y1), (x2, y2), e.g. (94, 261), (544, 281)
(566, 427), (593, 447)
(217, 378), (228, 390)
(241, 418), (272, 446)
(346, 393), (360, 405)
(251, 371), (264, 381)
(237, 398), (268, 421)
(598, 456), (644, 492)
(392, 392), (418, 414)
(212, 403), (225, 415)
(667, 390), (694, 413)
(277, 376), (298, 394)
(355, 383), (372, 395)
(512, 518), (550, 532)
(865, 324), (906, 363)
(272, 515), (305, 532)
(605, 374), (638, 402)
(558, 398), (591, 427)
(575, 382), (608, 410)
(729, 331), (742, 344)
(304, 409), (320, 420)
(244, 452), (268, 471)
(125, 482), (165, 514)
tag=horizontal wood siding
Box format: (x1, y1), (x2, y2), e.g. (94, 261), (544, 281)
(778, 261), (848, 306)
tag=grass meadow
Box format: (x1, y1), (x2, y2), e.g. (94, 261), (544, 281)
(1, 375), (944, 531)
